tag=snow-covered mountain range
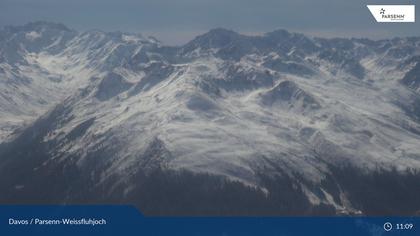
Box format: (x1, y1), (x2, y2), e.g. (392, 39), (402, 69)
(1, 22), (420, 215)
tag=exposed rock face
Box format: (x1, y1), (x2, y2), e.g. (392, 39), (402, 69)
(1, 22), (420, 215)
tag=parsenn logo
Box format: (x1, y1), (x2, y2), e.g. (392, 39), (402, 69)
(380, 8), (386, 15)
(367, 5), (415, 22)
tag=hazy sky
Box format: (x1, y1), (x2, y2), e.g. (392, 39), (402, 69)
(0, 0), (418, 45)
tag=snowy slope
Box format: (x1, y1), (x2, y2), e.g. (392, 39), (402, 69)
(0, 22), (158, 141)
(1, 22), (420, 215)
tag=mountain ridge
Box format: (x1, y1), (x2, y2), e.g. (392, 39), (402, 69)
(1, 22), (420, 215)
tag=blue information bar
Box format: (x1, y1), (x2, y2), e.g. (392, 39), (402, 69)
(0, 206), (418, 236)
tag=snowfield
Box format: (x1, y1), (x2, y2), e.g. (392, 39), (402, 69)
(1, 22), (420, 215)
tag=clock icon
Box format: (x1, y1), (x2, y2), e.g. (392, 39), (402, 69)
(384, 222), (393, 232)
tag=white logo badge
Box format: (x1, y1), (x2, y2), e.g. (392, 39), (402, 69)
(367, 5), (415, 22)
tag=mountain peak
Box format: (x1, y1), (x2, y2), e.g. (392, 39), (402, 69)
(264, 29), (310, 42)
(265, 29), (291, 37)
(206, 28), (238, 36)
(1, 21), (74, 36)
(184, 28), (243, 50)
(22, 21), (72, 32)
